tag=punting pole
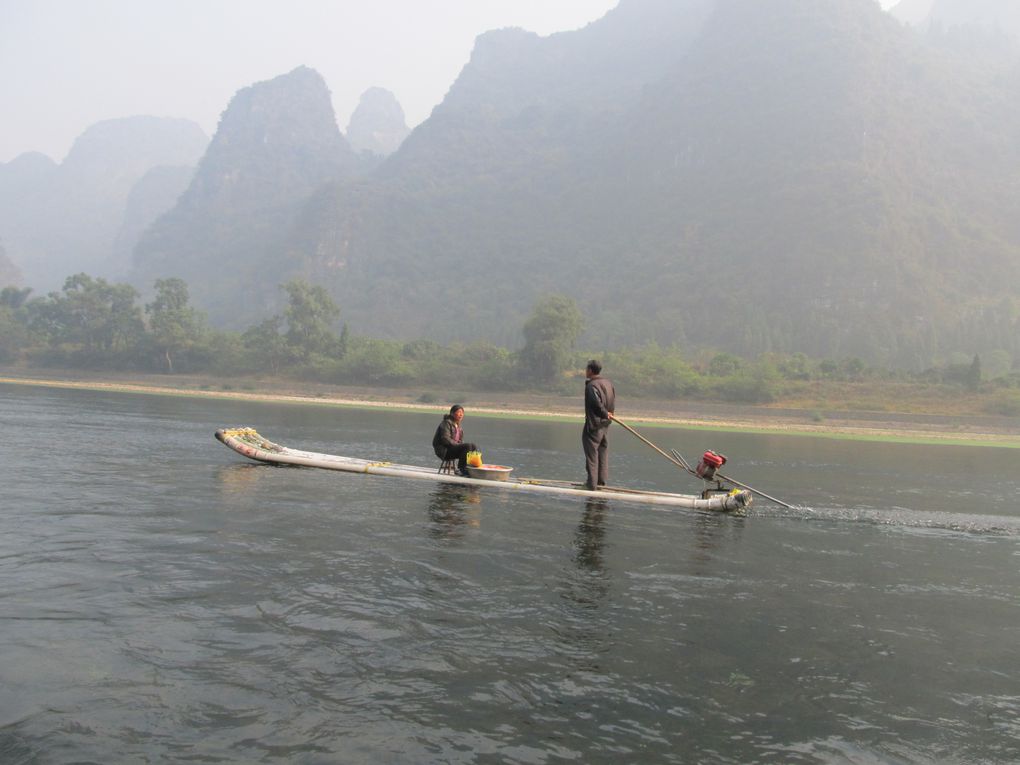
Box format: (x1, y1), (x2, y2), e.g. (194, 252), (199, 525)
(611, 416), (690, 472)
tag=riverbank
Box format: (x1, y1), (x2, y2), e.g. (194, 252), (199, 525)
(3, 369), (1020, 448)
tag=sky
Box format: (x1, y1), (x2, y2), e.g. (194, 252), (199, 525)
(0, 0), (901, 165)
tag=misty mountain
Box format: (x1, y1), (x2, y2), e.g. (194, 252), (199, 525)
(80, 0), (1017, 369)
(890, 0), (934, 26)
(346, 87), (410, 157)
(0, 117), (208, 291)
(130, 66), (366, 326)
(283, 0), (720, 348)
(0, 152), (57, 288)
(927, 0), (1020, 36)
(241, 0), (1013, 366)
(602, 0), (1020, 363)
(110, 164), (196, 278)
(893, 0), (1020, 50)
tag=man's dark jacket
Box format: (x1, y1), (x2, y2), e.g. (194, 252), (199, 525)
(584, 376), (616, 433)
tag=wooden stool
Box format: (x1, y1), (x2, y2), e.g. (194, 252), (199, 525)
(438, 458), (456, 474)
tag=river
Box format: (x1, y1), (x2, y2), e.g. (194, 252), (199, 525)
(1, 382), (1018, 764)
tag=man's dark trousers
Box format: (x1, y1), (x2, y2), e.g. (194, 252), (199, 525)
(582, 426), (609, 489)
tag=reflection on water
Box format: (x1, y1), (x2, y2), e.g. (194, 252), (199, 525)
(688, 509), (746, 575)
(216, 461), (269, 496)
(573, 498), (609, 580)
(553, 499), (613, 674)
(426, 483), (482, 539)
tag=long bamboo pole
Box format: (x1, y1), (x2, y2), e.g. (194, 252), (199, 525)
(611, 416), (690, 471)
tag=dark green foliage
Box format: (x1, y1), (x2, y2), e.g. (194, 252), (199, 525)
(145, 278), (205, 373)
(518, 295), (584, 384)
(0, 293), (32, 363)
(984, 390), (1020, 417)
(237, 279), (347, 372)
(967, 354), (982, 390)
(1, 286), (32, 309)
(329, 338), (416, 387)
(27, 274), (144, 366)
(282, 280), (343, 360)
(242, 316), (289, 375)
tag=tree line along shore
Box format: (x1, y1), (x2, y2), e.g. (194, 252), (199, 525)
(1, 275), (1019, 448)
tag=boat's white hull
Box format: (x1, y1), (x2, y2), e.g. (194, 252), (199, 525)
(215, 428), (752, 512)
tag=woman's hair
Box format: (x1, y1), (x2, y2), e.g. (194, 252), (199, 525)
(586, 360), (602, 375)
(449, 404), (464, 416)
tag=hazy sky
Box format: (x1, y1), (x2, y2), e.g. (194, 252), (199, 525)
(0, 0), (901, 164)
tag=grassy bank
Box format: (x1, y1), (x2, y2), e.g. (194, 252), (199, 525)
(3, 368), (1020, 449)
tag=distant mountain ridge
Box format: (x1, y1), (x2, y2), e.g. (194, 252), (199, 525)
(0, 116), (208, 291)
(346, 87), (410, 157)
(893, 0), (1020, 41)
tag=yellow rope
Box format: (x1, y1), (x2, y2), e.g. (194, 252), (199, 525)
(221, 427), (257, 438)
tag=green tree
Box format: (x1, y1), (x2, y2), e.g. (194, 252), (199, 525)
(145, 278), (204, 373)
(0, 286), (32, 310)
(518, 295), (584, 384)
(708, 353), (745, 377)
(0, 287), (33, 363)
(242, 315), (290, 374)
(966, 354), (982, 390)
(30, 274), (144, 358)
(282, 280), (341, 360)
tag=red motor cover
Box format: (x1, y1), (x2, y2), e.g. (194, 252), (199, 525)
(701, 450), (725, 468)
(695, 450), (726, 479)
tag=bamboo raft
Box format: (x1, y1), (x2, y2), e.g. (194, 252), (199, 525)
(215, 427), (753, 513)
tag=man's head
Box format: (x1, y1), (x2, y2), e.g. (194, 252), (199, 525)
(585, 360), (602, 378)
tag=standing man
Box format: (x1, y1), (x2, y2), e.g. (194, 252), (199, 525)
(582, 359), (615, 491)
(433, 404), (478, 476)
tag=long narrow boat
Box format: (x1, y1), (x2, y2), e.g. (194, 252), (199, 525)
(215, 427), (752, 513)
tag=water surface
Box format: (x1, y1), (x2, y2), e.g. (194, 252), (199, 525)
(1, 383), (1018, 764)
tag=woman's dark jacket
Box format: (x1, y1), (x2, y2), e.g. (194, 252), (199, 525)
(432, 415), (464, 459)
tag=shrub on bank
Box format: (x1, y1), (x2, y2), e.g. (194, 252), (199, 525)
(984, 391), (1020, 417)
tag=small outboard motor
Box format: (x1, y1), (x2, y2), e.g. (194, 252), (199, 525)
(695, 450), (726, 480)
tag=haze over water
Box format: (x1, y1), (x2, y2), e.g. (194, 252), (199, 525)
(2, 382), (1019, 763)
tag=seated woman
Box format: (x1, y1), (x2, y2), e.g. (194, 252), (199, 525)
(432, 404), (478, 476)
